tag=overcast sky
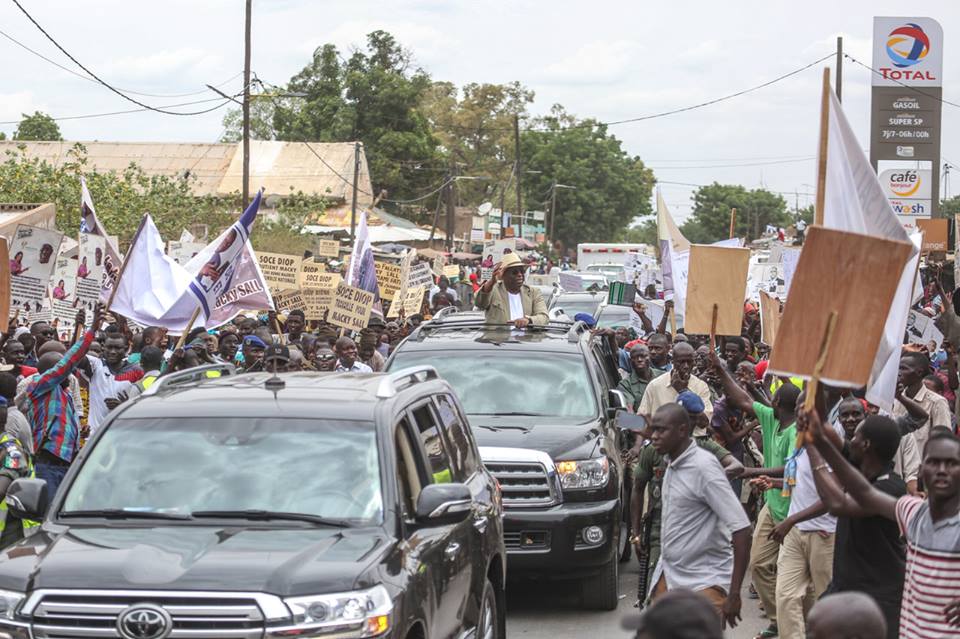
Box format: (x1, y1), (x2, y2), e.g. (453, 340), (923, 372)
(1, 0), (956, 223)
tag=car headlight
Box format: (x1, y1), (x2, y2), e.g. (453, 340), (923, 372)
(284, 585), (392, 637)
(556, 457), (609, 489)
(0, 590), (24, 621)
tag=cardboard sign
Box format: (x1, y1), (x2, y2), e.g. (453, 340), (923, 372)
(558, 272), (583, 292)
(273, 289), (306, 313)
(442, 264), (460, 280)
(316, 239), (340, 259)
(407, 262), (434, 289)
(769, 226), (913, 387)
(75, 233), (105, 314)
(607, 282), (637, 306)
(257, 252), (301, 290)
(906, 310), (944, 350)
(375, 261), (403, 299)
(396, 249), (417, 301)
(759, 290), (781, 347)
(684, 245), (751, 335)
(9, 225), (63, 319)
(387, 285), (426, 318)
(781, 247), (801, 296)
(527, 273), (558, 287)
(50, 253), (79, 332)
(299, 260), (341, 291)
(917, 218), (949, 253)
(483, 238), (516, 264)
(167, 240), (205, 266)
(328, 283), (375, 331)
(480, 267), (494, 283)
(302, 286), (336, 320)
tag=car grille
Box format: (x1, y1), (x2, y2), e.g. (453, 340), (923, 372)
(485, 460), (557, 508)
(503, 530), (551, 551)
(29, 592), (266, 639)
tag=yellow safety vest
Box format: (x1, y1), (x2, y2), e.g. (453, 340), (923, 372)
(0, 434), (38, 534)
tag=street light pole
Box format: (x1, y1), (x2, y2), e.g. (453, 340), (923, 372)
(548, 183), (576, 249)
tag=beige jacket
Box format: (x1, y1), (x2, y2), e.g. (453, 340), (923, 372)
(474, 282), (549, 325)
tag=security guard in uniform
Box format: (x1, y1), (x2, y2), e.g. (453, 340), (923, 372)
(0, 429), (36, 548)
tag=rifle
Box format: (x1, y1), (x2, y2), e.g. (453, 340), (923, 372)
(635, 512), (653, 608)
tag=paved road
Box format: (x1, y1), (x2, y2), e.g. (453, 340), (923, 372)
(506, 560), (765, 638)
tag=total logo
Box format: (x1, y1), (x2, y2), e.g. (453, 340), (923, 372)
(881, 23), (936, 81)
(888, 171), (922, 197)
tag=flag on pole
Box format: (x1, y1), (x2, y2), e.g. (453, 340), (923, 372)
(656, 190), (690, 300)
(108, 215), (195, 327)
(346, 211), (381, 300)
(80, 177), (123, 302)
(820, 87), (918, 410)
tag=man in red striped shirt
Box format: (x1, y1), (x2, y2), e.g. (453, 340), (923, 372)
(803, 408), (960, 638)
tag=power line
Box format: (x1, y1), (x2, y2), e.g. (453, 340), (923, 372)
(0, 26), (243, 98)
(650, 157), (816, 170)
(8, 0), (235, 116)
(0, 95), (235, 125)
(844, 54), (960, 109)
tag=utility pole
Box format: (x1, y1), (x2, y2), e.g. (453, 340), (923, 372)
(549, 181), (557, 246)
(514, 114), (523, 240)
(836, 36), (843, 102)
(350, 141), (360, 242)
(445, 162), (457, 252)
(242, 0), (252, 205)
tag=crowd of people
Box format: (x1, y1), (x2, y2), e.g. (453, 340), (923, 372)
(0, 244), (957, 639)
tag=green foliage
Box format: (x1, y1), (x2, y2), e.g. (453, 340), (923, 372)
(13, 111), (62, 141)
(0, 144), (325, 251)
(617, 218), (658, 245)
(681, 183), (791, 243)
(520, 107), (655, 249)
(223, 31), (443, 203)
(797, 204), (814, 225)
(941, 195), (960, 218)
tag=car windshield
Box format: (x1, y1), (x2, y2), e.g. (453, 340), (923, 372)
(62, 418), (382, 525)
(391, 352), (597, 419)
(586, 264), (624, 277)
(596, 305), (632, 328)
(550, 297), (602, 317)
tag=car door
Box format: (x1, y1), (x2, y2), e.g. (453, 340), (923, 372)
(434, 394), (497, 614)
(408, 400), (474, 638)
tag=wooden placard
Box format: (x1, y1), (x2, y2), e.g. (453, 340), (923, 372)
(759, 290), (781, 346)
(684, 245), (751, 335)
(387, 285), (426, 318)
(273, 289), (306, 313)
(917, 218), (948, 253)
(302, 287), (336, 320)
(316, 239), (340, 259)
(257, 252), (301, 290)
(0, 238), (9, 326)
(328, 283), (375, 332)
(769, 226), (912, 387)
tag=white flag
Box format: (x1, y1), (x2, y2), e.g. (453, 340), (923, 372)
(656, 190), (689, 301)
(822, 89), (917, 410)
(80, 177), (123, 302)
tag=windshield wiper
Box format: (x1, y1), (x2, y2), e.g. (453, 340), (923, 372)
(59, 509), (192, 521)
(190, 510), (352, 527)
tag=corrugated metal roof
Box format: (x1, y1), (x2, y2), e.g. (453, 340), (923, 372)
(0, 140), (373, 205)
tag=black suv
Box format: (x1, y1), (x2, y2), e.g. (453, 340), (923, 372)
(0, 365), (506, 639)
(387, 312), (629, 610)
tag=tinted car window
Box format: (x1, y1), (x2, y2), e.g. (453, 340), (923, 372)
(436, 394), (479, 477)
(392, 352), (597, 420)
(411, 404), (453, 484)
(63, 418), (383, 524)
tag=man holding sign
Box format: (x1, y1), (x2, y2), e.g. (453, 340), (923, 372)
(475, 253), (548, 328)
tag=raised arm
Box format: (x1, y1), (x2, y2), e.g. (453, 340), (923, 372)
(801, 408), (897, 521)
(709, 350), (756, 416)
(805, 443), (875, 517)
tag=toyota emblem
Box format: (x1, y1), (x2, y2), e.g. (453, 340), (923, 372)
(116, 604), (172, 639)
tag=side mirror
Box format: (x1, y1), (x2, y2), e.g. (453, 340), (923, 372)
(6, 478), (48, 521)
(415, 483), (473, 525)
(608, 389), (629, 417)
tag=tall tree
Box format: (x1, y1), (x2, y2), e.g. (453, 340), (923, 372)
(520, 107), (655, 250)
(13, 111), (62, 141)
(681, 183), (791, 243)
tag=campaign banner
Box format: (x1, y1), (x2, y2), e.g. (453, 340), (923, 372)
(407, 262), (434, 289)
(50, 254), (81, 331)
(316, 239), (340, 259)
(375, 261), (403, 299)
(299, 261), (341, 291)
(257, 251), (302, 290)
(328, 284), (375, 332)
(167, 240), (206, 266)
(9, 225), (62, 318)
(303, 286), (336, 320)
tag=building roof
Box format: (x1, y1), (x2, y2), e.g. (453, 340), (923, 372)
(0, 140), (373, 206)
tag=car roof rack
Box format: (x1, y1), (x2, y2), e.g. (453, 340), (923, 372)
(567, 320), (590, 342)
(376, 366), (440, 398)
(141, 363), (238, 397)
(410, 316), (583, 342)
(431, 305), (460, 320)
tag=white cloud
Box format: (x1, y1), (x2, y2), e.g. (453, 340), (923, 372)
(0, 91), (48, 125)
(99, 48), (222, 80)
(297, 20), (458, 66)
(540, 40), (638, 85)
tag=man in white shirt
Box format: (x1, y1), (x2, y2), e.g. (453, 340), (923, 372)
(773, 411), (845, 638)
(893, 351), (950, 453)
(428, 276), (459, 306)
(334, 337), (372, 373)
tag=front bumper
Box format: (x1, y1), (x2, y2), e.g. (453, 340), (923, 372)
(501, 497), (619, 578)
